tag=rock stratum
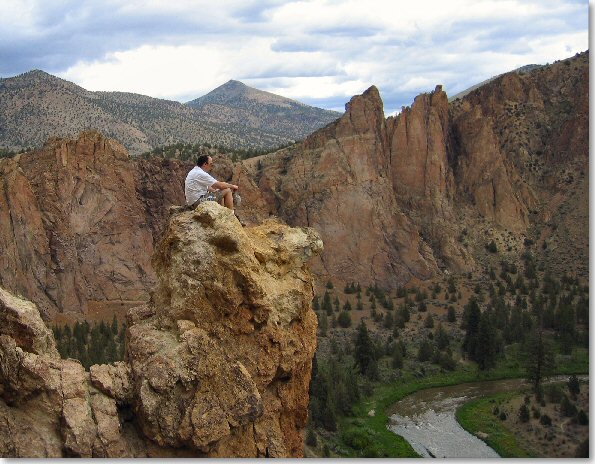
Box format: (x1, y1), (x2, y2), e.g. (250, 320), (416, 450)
(0, 201), (322, 457)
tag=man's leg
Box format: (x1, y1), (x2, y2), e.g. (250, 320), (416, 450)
(220, 188), (234, 209)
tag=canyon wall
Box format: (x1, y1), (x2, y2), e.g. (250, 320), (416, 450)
(0, 52), (587, 316)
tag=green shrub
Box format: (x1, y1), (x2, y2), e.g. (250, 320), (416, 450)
(362, 444), (385, 458)
(436, 351), (457, 371)
(341, 428), (372, 450)
(424, 313), (434, 328)
(561, 396), (578, 417)
(518, 404), (530, 422)
(545, 384), (564, 403)
(417, 339), (433, 362)
(486, 240), (498, 253)
(540, 414), (552, 426)
(567, 375), (580, 397)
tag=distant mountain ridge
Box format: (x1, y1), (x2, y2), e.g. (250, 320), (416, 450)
(186, 80), (341, 144)
(0, 71), (341, 155)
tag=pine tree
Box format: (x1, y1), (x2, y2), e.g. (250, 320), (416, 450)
(398, 304), (410, 323)
(435, 323), (450, 350)
(106, 337), (118, 363)
(417, 339), (433, 362)
(391, 344), (403, 368)
(384, 311), (394, 329)
(518, 404), (530, 422)
(524, 325), (556, 393)
(354, 321), (375, 378)
(462, 297), (481, 358)
(337, 311), (352, 328)
(475, 312), (498, 370)
(313, 295), (320, 312)
(111, 315), (118, 335)
(319, 311), (328, 336)
(322, 291), (333, 315)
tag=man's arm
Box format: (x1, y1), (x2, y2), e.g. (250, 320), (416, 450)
(210, 180), (238, 191)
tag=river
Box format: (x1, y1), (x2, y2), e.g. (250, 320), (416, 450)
(386, 376), (582, 459)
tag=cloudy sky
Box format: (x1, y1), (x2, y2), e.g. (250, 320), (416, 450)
(0, 0), (589, 114)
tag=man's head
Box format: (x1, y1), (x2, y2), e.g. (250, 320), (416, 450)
(197, 155), (213, 171)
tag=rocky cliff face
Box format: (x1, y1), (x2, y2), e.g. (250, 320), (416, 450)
(0, 52), (587, 317)
(241, 51), (588, 287)
(0, 202), (322, 457)
(0, 130), (192, 317)
(449, 51), (588, 275)
(244, 85), (470, 289)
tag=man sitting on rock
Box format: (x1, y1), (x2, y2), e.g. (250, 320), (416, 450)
(185, 155), (240, 213)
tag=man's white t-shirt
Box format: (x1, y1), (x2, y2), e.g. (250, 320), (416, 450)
(185, 166), (217, 205)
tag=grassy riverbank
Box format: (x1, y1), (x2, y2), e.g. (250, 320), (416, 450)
(457, 376), (590, 458)
(335, 347), (588, 457)
(456, 391), (537, 457)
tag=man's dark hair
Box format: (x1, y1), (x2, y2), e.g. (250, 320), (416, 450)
(196, 155), (210, 167)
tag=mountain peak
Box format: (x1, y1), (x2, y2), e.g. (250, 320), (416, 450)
(223, 79), (246, 87)
(2, 69), (83, 93)
(13, 69), (61, 82)
(184, 81), (341, 143)
(186, 79), (257, 106)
